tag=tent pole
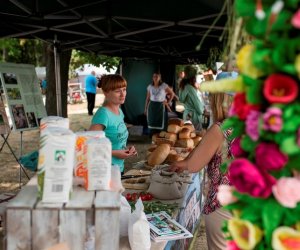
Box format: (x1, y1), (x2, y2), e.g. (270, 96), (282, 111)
(54, 35), (62, 116)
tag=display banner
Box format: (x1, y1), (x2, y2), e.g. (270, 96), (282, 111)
(0, 97), (10, 135)
(0, 62), (47, 132)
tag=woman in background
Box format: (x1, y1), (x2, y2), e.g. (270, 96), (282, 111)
(89, 74), (137, 174)
(179, 66), (204, 130)
(170, 92), (233, 250)
(144, 73), (174, 134)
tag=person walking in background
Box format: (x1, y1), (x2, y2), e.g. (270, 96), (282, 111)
(85, 71), (98, 115)
(144, 73), (174, 134)
(89, 74), (137, 174)
(169, 92), (234, 250)
(41, 79), (47, 95)
(179, 65), (205, 130)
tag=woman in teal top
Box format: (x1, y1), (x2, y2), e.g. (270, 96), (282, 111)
(179, 66), (204, 130)
(89, 74), (137, 173)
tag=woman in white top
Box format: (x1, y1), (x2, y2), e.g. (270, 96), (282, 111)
(144, 73), (174, 133)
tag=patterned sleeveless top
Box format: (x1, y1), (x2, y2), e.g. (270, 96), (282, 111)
(203, 122), (232, 215)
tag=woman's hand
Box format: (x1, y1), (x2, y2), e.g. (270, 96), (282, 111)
(169, 160), (188, 173)
(128, 145), (138, 156)
(113, 146), (137, 159)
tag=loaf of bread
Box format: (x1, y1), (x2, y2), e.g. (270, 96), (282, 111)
(165, 153), (184, 163)
(148, 143), (171, 166)
(193, 136), (202, 146)
(156, 137), (175, 146)
(175, 138), (194, 148)
(168, 118), (184, 127)
(167, 124), (182, 134)
(147, 145), (157, 157)
(178, 128), (191, 139)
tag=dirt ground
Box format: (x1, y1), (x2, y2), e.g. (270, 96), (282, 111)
(0, 93), (207, 249)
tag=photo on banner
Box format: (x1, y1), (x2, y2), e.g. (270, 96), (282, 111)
(0, 98), (11, 135)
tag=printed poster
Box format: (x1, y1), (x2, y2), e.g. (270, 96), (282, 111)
(0, 63), (47, 131)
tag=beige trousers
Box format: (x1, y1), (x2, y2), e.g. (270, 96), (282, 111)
(204, 208), (232, 250)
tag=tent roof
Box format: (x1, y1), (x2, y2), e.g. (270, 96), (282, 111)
(0, 0), (229, 63)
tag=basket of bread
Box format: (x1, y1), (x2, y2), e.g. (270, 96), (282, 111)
(146, 118), (205, 168)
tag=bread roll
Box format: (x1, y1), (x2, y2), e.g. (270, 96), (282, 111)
(190, 132), (196, 138)
(165, 153), (184, 163)
(159, 131), (167, 137)
(156, 137), (175, 146)
(152, 133), (159, 143)
(178, 128), (191, 139)
(148, 144), (171, 166)
(168, 118), (184, 127)
(164, 132), (177, 141)
(182, 123), (195, 132)
(175, 138), (194, 148)
(193, 136), (202, 146)
(167, 124), (181, 134)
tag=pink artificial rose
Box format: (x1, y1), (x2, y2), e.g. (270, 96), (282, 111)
(217, 185), (238, 206)
(227, 240), (241, 250)
(263, 107), (283, 132)
(292, 9), (300, 29)
(272, 177), (300, 208)
(229, 158), (276, 198)
(231, 137), (247, 158)
(255, 142), (288, 171)
(246, 110), (261, 141)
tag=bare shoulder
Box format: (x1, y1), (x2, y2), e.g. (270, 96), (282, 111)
(205, 124), (224, 140)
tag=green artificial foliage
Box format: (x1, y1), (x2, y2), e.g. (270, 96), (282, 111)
(222, 117), (245, 140)
(262, 199), (284, 245)
(243, 75), (264, 104)
(241, 135), (258, 154)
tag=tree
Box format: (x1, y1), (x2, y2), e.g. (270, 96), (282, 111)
(0, 38), (120, 117)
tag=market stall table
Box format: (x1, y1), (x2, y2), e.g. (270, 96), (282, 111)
(120, 169), (205, 250)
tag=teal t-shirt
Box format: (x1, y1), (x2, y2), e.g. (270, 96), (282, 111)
(91, 107), (128, 172)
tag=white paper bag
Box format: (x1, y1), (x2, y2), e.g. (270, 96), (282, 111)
(120, 195), (131, 237)
(128, 198), (151, 250)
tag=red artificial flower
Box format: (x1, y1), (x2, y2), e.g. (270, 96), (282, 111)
(229, 158), (276, 198)
(263, 74), (299, 104)
(255, 142), (288, 171)
(231, 93), (260, 120)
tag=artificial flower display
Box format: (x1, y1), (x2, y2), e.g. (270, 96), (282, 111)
(246, 110), (261, 141)
(228, 218), (263, 250)
(272, 177), (300, 208)
(263, 74), (299, 104)
(217, 185), (238, 206)
(231, 137), (247, 158)
(228, 158), (276, 198)
(200, 0), (300, 249)
(272, 227), (300, 250)
(255, 142), (288, 171)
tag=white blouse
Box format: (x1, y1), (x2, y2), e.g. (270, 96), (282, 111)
(147, 82), (168, 102)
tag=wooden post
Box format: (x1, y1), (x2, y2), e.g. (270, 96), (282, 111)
(60, 187), (95, 250)
(32, 202), (63, 250)
(6, 186), (37, 250)
(95, 191), (120, 250)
